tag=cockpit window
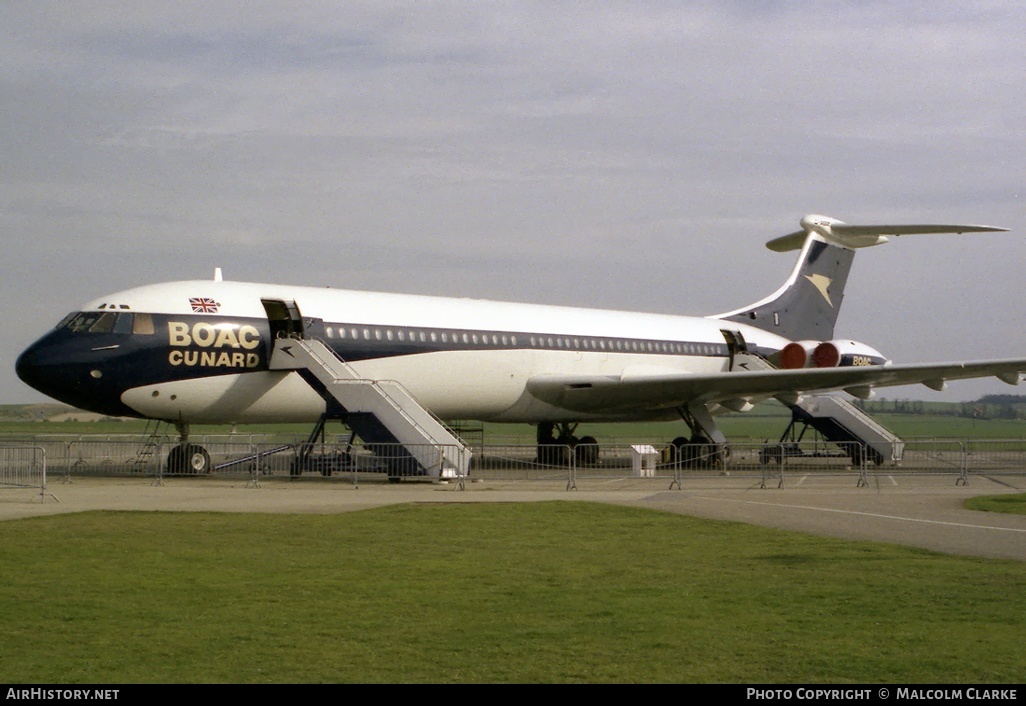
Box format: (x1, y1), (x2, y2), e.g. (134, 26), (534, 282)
(62, 311), (147, 334)
(65, 312), (103, 332)
(132, 313), (154, 335)
(112, 313), (135, 334)
(88, 312), (117, 333)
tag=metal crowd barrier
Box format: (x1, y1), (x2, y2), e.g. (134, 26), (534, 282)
(2, 436), (1024, 489)
(0, 445), (54, 501)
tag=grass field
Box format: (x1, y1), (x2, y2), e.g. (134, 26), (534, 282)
(1, 503), (1023, 684)
(964, 493), (1026, 515)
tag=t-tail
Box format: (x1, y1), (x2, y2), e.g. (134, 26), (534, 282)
(712, 214), (1008, 342)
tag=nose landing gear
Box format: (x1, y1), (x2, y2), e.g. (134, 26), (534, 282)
(166, 421), (211, 475)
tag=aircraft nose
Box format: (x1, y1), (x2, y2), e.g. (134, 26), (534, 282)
(16, 336), (136, 418)
(15, 340), (90, 402)
(16, 343), (58, 396)
(16, 345), (40, 387)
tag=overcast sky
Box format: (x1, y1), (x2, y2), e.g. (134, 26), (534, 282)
(2, 2), (1024, 406)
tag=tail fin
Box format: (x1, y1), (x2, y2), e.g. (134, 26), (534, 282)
(712, 214), (1007, 341)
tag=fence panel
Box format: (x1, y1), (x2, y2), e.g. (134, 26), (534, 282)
(891, 440), (966, 476)
(3, 435), (1025, 487)
(64, 439), (161, 476)
(470, 444), (573, 482)
(1, 445), (45, 489)
(961, 438), (1026, 475)
(0, 445), (53, 501)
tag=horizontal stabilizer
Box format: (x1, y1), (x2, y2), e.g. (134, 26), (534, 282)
(766, 214), (1008, 252)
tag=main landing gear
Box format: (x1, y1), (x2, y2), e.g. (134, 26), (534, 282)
(668, 436), (730, 467)
(669, 404), (731, 469)
(536, 422), (600, 466)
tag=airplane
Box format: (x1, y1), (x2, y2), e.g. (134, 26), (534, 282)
(15, 214), (1026, 476)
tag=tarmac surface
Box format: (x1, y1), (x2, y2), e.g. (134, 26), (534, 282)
(2, 473), (1025, 561)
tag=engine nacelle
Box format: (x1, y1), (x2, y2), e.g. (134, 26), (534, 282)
(811, 340), (889, 368)
(776, 340), (820, 369)
(774, 340), (889, 369)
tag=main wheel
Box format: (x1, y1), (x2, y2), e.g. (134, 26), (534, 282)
(760, 446), (783, 466)
(706, 444), (731, 467)
(670, 437), (688, 466)
(670, 437), (705, 467)
(849, 444), (865, 466)
(574, 436), (600, 465)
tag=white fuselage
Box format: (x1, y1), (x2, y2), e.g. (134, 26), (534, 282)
(32, 279), (794, 425)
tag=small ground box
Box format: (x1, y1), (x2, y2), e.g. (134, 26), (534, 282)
(630, 444), (659, 477)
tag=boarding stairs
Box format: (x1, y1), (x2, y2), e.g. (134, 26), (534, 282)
(732, 353), (905, 465)
(269, 338), (471, 478)
(787, 395), (905, 465)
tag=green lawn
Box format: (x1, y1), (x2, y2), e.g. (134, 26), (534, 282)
(965, 493), (1026, 515)
(1, 504), (1023, 683)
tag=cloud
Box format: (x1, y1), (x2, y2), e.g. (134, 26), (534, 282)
(2, 2), (1025, 404)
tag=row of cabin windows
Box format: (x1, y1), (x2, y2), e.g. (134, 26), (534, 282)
(321, 325), (726, 356)
(56, 311), (727, 358)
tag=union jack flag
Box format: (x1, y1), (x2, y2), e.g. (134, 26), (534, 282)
(189, 297), (220, 313)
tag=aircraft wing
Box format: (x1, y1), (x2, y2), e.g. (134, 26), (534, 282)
(525, 359), (1026, 415)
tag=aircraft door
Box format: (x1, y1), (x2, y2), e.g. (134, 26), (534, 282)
(720, 329), (749, 371)
(262, 299), (305, 340)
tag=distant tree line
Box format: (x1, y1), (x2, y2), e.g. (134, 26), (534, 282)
(978, 394), (1026, 405)
(856, 395), (1025, 420)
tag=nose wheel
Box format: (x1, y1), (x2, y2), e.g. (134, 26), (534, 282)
(166, 421), (211, 474)
(167, 443), (211, 474)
